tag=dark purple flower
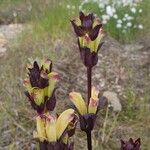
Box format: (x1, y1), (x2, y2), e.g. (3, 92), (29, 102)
(71, 11), (104, 67)
(23, 59), (59, 114)
(121, 138), (141, 150)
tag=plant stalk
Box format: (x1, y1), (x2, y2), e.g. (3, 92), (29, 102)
(86, 131), (92, 150)
(87, 66), (92, 150)
(87, 67), (92, 105)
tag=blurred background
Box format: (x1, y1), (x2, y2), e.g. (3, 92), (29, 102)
(0, 0), (150, 149)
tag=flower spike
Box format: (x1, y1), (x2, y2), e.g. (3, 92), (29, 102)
(24, 58), (59, 114)
(34, 109), (77, 150)
(71, 11), (104, 67)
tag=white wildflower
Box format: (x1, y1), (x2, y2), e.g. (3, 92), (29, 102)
(139, 9), (143, 13)
(67, 5), (71, 9)
(131, 7), (136, 13)
(127, 22), (132, 27)
(127, 16), (133, 20)
(116, 24), (122, 28)
(102, 20), (107, 24)
(79, 5), (82, 10)
(125, 14), (129, 18)
(138, 24), (143, 29)
(106, 5), (114, 17)
(123, 17), (126, 21)
(113, 14), (118, 19)
(102, 14), (110, 21)
(117, 19), (122, 24)
(98, 3), (105, 9)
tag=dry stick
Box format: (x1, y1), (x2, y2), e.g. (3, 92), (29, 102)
(86, 66), (92, 150)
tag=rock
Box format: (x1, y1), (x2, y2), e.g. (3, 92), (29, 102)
(0, 23), (24, 57)
(124, 43), (144, 51)
(0, 47), (7, 57)
(0, 33), (7, 47)
(103, 91), (122, 112)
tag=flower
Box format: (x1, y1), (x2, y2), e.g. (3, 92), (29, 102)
(121, 138), (141, 150)
(113, 14), (118, 19)
(116, 24), (122, 28)
(34, 109), (77, 150)
(131, 7), (136, 13)
(138, 24), (143, 29)
(24, 59), (59, 114)
(71, 11), (104, 67)
(117, 19), (123, 24)
(127, 22), (132, 27)
(139, 9), (142, 13)
(69, 87), (107, 132)
(106, 5), (115, 17)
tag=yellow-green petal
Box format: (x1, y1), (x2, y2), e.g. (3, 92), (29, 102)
(42, 59), (52, 72)
(46, 115), (57, 142)
(47, 72), (59, 97)
(56, 109), (75, 140)
(31, 88), (44, 105)
(34, 116), (46, 142)
(69, 92), (87, 115)
(88, 87), (99, 114)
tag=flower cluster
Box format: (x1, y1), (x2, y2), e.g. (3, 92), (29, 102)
(24, 59), (59, 114)
(34, 109), (77, 150)
(71, 11), (104, 67)
(24, 59), (77, 150)
(78, 0), (144, 33)
(70, 87), (102, 132)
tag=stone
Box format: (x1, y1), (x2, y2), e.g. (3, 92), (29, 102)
(103, 91), (122, 112)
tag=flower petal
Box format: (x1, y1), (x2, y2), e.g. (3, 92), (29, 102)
(46, 88), (57, 111)
(34, 116), (46, 142)
(47, 72), (59, 97)
(42, 58), (52, 73)
(56, 109), (75, 140)
(31, 88), (45, 105)
(46, 115), (57, 142)
(69, 92), (87, 115)
(88, 87), (99, 114)
(71, 20), (84, 37)
(89, 24), (102, 41)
